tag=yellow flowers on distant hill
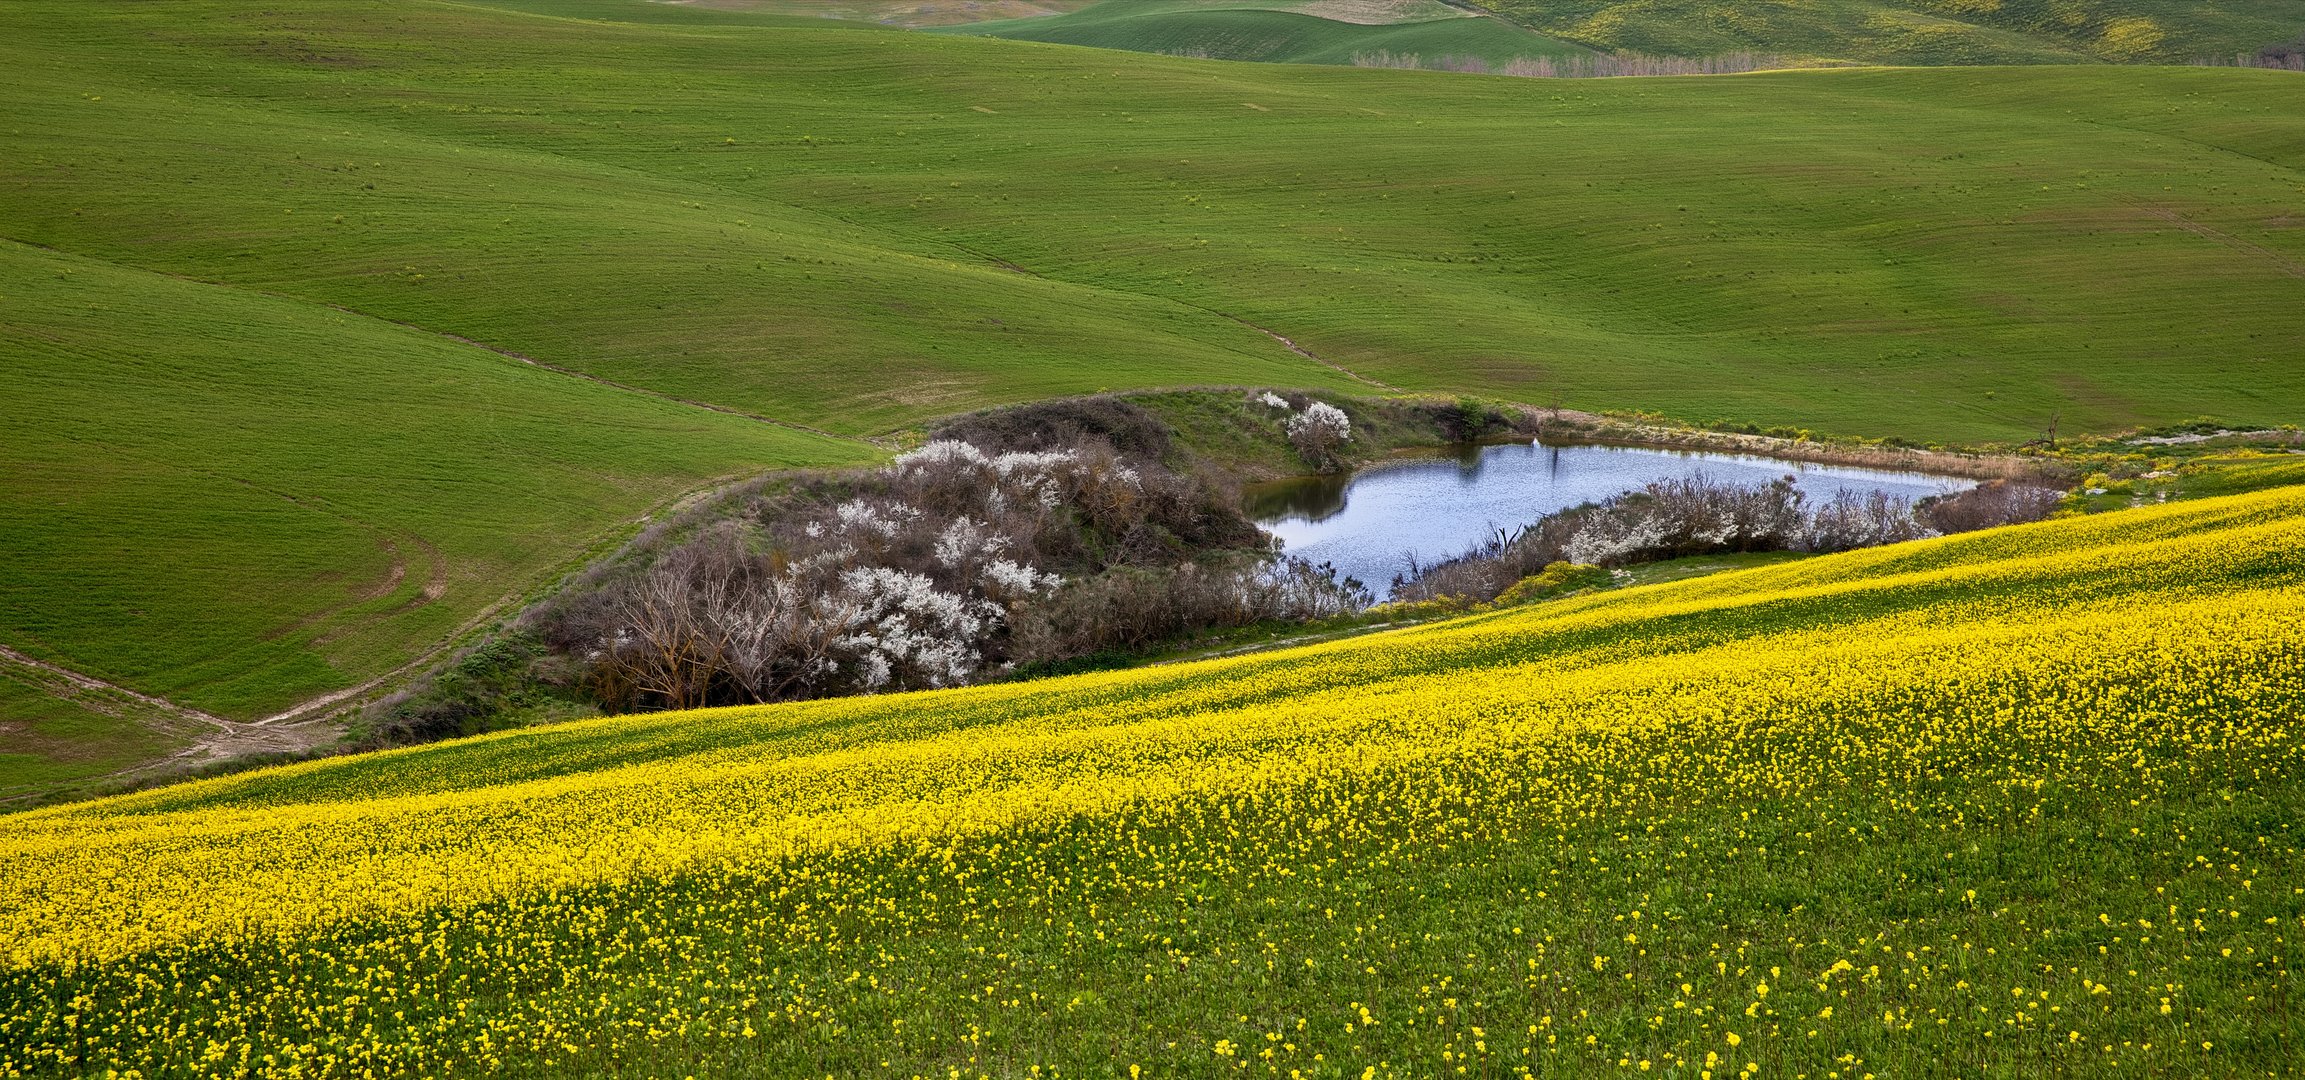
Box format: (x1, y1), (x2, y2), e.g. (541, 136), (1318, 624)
(3, 488), (2301, 1078)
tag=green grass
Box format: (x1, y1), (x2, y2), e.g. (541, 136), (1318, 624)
(8, 3), (2302, 447)
(0, 673), (171, 804)
(947, 1), (1592, 67)
(0, 237), (872, 730)
(4, 0), (2305, 789)
(1470, 0), (2305, 64)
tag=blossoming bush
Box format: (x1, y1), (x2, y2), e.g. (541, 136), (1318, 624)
(4, 487), (2300, 1078)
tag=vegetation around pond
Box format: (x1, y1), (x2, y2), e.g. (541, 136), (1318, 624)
(6, 484), (2302, 1078)
(361, 391), (1514, 749)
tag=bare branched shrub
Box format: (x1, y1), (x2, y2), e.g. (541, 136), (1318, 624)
(1564, 477), (1808, 565)
(1008, 557), (1368, 664)
(1916, 480), (2066, 535)
(2194, 41), (2305, 71)
(1801, 489), (1933, 554)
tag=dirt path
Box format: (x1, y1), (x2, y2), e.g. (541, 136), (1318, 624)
(252, 472), (758, 728)
(0, 645), (333, 792)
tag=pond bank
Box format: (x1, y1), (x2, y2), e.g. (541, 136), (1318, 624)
(1531, 408), (2057, 482)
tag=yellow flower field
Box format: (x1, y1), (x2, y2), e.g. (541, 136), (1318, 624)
(3, 488), (2300, 1078)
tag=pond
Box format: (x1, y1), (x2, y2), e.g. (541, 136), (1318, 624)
(1247, 440), (1972, 598)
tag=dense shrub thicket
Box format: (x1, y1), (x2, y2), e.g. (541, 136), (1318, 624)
(370, 397), (1382, 739)
(531, 437), (1362, 711)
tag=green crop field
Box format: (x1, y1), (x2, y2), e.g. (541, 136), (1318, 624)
(1466, 0), (2305, 65)
(5, 485), (2302, 1076)
(3, 0), (2304, 793)
(946, 0), (1593, 67)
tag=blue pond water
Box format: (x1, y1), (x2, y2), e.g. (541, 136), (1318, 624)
(1247, 440), (1970, 598)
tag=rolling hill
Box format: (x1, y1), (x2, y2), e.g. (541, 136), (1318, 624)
(3, 0), (2303, 795)
(4, 484), (2300, 1075)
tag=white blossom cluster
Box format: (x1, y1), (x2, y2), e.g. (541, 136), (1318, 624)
(833, 567), (1001, 689)
(1285, 401), (1352, 444)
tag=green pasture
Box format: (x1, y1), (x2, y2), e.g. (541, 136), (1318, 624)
(7, 2), (2301, 447)
(0, 238), (871, 730)
(0, 673), (167, 805)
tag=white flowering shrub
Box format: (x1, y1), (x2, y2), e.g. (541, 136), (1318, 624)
(834, 567), (1000, 689)
(1285, 401), (1353, 472)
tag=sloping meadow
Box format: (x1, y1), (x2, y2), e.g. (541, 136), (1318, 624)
(3, 488), (2301, 1077)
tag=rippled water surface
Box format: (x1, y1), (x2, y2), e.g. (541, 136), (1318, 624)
(1248, 441), (1970, 598)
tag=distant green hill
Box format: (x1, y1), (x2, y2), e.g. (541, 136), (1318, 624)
(947, 0), (1593, 67)
(1469, 0), (2305, 65)
(5, 0), (2305, 795)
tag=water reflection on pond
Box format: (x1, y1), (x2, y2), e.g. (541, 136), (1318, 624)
(1247, 440), (1970, 598)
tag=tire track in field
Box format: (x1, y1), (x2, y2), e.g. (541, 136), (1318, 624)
(2133, 203), (2305, 279)
(1220, 313), (1400, 390)
(943, 240), (1400, 390)
(252, 472), (755, 728)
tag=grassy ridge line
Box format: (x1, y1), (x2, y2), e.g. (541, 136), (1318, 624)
(946, 1), (1592, 66)
(0, 236), (874, 734)
(8, 2), (2303, 444)
(0, 487), (2299, 1075)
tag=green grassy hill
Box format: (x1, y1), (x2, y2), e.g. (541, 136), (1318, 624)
(4, 486), (2300, 1075)
(4, 0), (2304, 793)
(1470, 0), (2305, 64)
(0, 237), (875, 799)
(947, 0), (1593, 67)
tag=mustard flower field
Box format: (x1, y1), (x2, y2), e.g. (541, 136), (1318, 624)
(3, 488), (2300, 1078)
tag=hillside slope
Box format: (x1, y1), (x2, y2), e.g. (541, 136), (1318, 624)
(3, 487), (2300, 1075)
(5, 0), (2304, 787)
(0, 237), (874, 795)
(7, 2), (2302, 445)
(1471, 0), (2305, 64)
